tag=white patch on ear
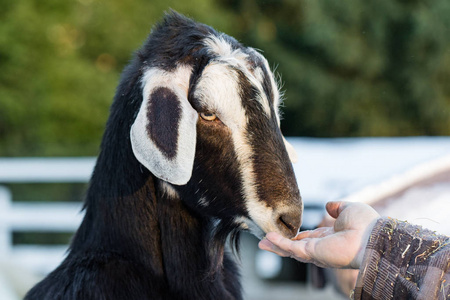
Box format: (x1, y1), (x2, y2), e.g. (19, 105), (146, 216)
(130, 65), (198, 185)
(283, 137), (298, 163)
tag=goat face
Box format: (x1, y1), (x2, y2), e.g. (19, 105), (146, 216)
(130, 12), (302, 238)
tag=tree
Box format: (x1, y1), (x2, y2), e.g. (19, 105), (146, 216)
(219, 0), (450, 136)
(1, 0), (449, 156)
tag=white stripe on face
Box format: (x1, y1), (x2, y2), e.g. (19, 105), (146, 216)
(203, 35), (273, 118)
(194, 62), (247, 130)
(193, 49), (287, 237)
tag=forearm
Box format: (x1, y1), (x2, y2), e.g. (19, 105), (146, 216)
(353, 217), (450, 300)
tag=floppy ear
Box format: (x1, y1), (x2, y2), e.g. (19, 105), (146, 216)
(130, 66), (198, 185)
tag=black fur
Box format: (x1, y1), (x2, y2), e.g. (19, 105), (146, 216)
(147, 87), (181, 159)
(25, 12), (246, 300)
(25, 11), (299, 300)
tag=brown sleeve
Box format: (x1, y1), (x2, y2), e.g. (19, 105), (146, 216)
(352, 217), (450, 300)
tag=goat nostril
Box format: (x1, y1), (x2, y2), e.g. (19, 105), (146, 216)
(279, 216), (293, 231)
(277, 210), (302, 237)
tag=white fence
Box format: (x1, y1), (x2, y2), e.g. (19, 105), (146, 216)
(0, 158), (95, 275)
(2, 137), (450, 275)
(0, 137), (450, 300)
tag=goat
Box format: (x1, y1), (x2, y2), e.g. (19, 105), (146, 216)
(25, 11), (302, 300)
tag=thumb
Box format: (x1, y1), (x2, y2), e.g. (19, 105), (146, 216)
(325, 201), (349, 219)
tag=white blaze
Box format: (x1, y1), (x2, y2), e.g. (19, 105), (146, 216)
(195, 41), (287, 236)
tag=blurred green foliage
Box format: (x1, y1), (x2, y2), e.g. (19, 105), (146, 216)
(1, 0), (449, 156)
(13, 231), (73, 246)
(6, 182), (88, 202)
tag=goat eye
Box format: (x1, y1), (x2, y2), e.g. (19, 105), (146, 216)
(200, 112), (217, 121)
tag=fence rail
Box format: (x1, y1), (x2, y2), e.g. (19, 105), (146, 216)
(0, 158), (95, 275)
(2, 137), (449, 282)
(0, 157), (95, 183)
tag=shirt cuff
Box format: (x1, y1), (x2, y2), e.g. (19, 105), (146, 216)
(352, 216), (449, 299)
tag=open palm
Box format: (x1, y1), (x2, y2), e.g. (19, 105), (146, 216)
(258, 201), (380, 269)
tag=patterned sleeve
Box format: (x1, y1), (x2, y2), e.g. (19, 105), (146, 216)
(352, 217), (450, 300)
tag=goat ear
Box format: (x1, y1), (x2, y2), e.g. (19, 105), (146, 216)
(283, 137), (298, 164)
(130, 67), (198, 185)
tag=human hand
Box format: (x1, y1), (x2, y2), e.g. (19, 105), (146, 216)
(258, 201), (380, 269)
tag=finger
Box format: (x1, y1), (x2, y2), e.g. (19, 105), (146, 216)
(292, 233), (307, 241)
(258, 237), (292, 257)
(265, 232), (296, 253)
(263, 233), (313, 262)
(292, 227), (332, 240)
(268, 232), (337, 266)
(325, 201), (350, 219)
(265, 232), (311, 258)
(292, 230), (313, 240)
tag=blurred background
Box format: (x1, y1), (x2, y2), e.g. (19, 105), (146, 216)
(1, 0), (449, 299)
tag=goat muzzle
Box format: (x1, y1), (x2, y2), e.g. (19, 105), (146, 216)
(273, 203), (302, 238)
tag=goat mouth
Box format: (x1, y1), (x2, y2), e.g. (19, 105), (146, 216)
(236, 216), (300, 240)
(234, 217), (266, 239)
